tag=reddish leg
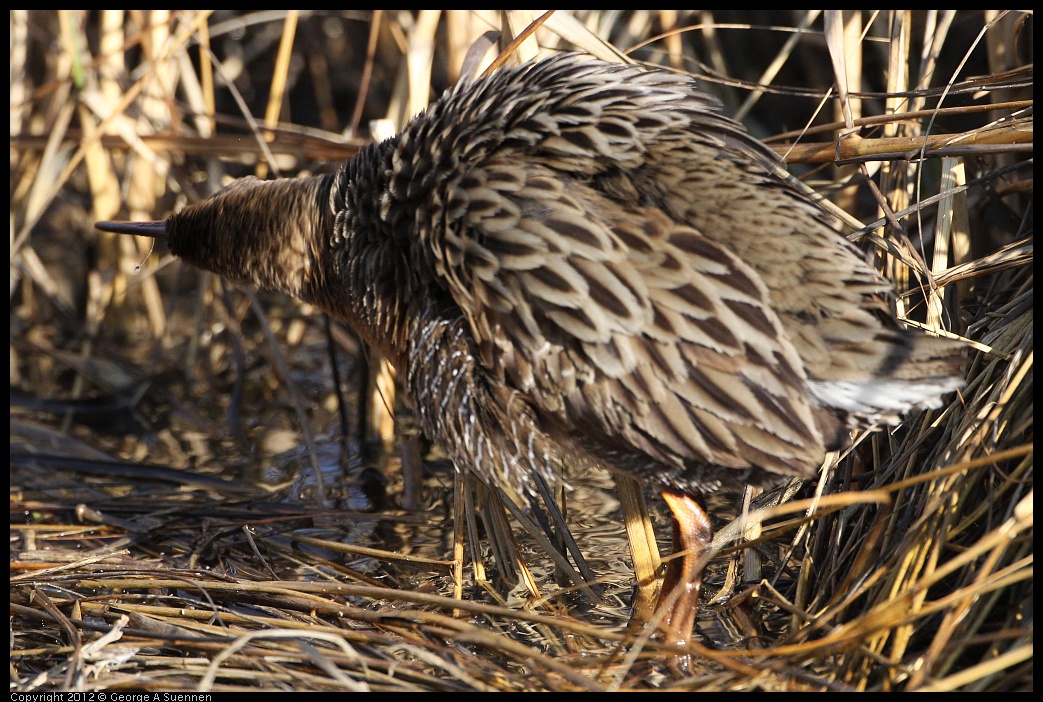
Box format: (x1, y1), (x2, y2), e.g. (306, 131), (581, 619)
(656, 491), (713, 673)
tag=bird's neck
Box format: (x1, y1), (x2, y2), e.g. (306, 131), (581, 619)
(318, 141), (424, 365)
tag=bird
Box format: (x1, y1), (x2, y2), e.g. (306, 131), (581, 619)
(97, 52), (965, 665)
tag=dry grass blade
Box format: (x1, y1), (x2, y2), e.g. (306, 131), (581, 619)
(11, 10), (1031, 692)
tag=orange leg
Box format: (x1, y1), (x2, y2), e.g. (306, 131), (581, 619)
(656, 491), (713, 673)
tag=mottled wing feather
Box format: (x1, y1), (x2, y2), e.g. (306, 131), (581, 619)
(431, 159), (827, 480)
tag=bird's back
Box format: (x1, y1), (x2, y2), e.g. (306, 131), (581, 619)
(362, 53), (966, 494)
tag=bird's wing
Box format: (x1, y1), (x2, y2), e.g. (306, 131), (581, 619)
(581, 71), (966, 420)
(423, 158), (828, 482)
(465, 55), (963, 421)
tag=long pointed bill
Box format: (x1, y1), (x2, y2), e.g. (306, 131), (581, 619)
(95, 219), (169, 241)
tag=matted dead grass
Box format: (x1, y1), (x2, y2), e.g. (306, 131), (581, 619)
(11, 10), (1032, 692)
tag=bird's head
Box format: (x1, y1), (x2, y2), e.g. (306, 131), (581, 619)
(97, 174), (335, 303)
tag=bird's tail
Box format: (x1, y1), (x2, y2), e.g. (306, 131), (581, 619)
(807, 330), (966, 425)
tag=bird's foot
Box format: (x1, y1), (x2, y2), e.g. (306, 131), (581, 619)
(654, 491), (713, 675)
